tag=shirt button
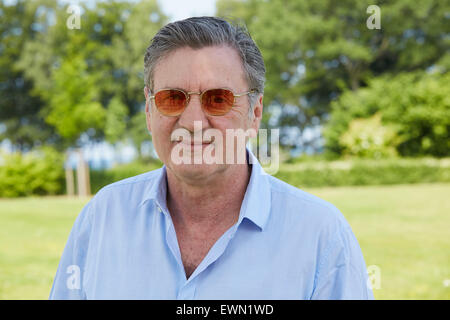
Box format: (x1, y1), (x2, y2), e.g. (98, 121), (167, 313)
(157, 206), (162, 213)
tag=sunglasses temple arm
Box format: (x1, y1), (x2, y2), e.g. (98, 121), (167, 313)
(234, 90), (256, 97)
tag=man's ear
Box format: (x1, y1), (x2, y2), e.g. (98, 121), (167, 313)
(144, 86), (150, 108)
(144, 86), (152, 134)
(251, 94), (263, 132)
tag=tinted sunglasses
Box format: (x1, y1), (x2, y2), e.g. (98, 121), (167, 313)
(149, 88), (255, 116)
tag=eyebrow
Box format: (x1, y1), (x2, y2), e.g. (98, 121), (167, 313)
(155, 86), (236, 93)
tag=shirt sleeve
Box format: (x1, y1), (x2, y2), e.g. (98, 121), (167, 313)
(49, 201), (93, 300)
(310, 223), (375, 300)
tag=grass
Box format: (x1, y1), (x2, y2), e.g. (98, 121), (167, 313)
(0, 184), (449, 299)
(0, 196), (89, 300)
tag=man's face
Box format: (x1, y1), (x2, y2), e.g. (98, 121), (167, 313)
(144, 45), (263, 183)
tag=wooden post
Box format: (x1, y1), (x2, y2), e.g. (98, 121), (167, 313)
(84, 159), (91, 196)
(76, 149), (90, 197)
(65, 167), (75, 196)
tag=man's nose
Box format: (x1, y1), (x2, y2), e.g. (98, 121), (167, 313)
(177, 93), (209, 132)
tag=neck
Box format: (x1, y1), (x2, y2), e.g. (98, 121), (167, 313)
(166, 163), (251, 230)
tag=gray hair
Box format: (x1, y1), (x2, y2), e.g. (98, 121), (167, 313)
(144, 16), (265, 114)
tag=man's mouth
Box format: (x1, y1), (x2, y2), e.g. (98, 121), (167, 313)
(173, 138), (214, 146)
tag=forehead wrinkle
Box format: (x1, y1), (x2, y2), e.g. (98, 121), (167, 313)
(153, 46), (248, 93)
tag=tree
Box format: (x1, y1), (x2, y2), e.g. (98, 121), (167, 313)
(108, 0), (167, 155)
(0, 0), (61, 151)
(44, 54), (106, 147)
(105, 96), (128, 145)
(216, 0), (449, 151)
(324, 71), (450, 158)
(11, 0), (167, 195)
(16, 0), (167, 150)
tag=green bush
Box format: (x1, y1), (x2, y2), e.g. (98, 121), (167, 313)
(324, 72), (450, 158)
(340, 113), (402, 158)
(0, 148), (65, 197)
(274, 158), (450, 188)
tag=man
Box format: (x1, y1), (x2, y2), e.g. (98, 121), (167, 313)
(50, 17), (374, 299)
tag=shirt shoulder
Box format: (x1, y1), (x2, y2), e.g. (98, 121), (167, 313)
(265, 174), (349, 230)
(84, 167), (165, 221)
(93, 167), (163, 199)
(98, 167), (163, 192)
(264, 175), (373, 299)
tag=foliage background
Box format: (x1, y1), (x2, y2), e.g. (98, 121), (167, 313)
(0, 0), (449, 300)
(1, 0), (448, 158)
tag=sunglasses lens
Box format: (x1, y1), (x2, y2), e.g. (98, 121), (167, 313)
(202, 89), (235, 116)
(154, 89), (186, 116)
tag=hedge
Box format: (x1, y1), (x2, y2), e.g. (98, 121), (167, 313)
(90, 157), (450, 193)
(273, 158), (450, 188)
(1, 153), (448, 198)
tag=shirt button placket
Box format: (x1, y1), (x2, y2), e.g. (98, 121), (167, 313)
(177, 280), (196, 300)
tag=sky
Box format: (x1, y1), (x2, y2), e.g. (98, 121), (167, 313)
(157, 0), (217, 22)
(56, 0), (217, 21)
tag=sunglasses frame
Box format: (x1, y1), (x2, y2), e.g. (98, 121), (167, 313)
(149, 87), (256, 116)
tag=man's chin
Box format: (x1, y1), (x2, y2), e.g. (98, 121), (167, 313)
(167, 161), (227, 182)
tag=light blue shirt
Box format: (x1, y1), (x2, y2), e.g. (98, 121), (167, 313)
(49, 150), (374, 300)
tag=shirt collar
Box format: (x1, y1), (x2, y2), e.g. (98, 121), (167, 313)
(139, 147), (272, 231)
(139, 166), (168, 210)
(238, 147), (271, 231)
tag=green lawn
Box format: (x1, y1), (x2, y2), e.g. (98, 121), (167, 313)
(0, 184), (449, 299)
